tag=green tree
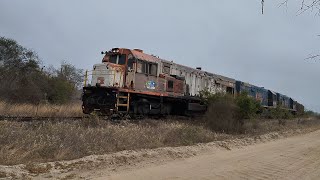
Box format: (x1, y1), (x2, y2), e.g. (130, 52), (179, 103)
(0, 36), (83, 104)
(58, 61), (84, 89)
(47, 77), (75, 104)
(0, 37), (46, 103)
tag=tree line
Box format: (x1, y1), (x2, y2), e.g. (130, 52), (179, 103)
(0, 36), (84, 104)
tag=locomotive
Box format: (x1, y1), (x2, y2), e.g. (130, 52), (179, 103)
(82, 48), (304, 116)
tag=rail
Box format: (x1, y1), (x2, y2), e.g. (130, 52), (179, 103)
(0, 115), (89, 122)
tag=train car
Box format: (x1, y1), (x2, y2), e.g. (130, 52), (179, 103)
(277, 93), (290, 109)
(82, 47), (303, 116)
(289, 98), (296, 111)
(82, 48), (235, 116)
(268, 90), (277, 107)
(295, 101), (305, 115)
(235, 81), (268, 107)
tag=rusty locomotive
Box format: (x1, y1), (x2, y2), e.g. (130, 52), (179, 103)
(82, 48), (304, 116)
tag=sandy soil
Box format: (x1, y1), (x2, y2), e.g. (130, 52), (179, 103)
(1, 128), (320, 179)
(107, 130), (320, 180)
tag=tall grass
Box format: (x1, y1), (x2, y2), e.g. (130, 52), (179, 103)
(0, 118), (319, 165)
(0, 119), (218, 165)
(0, 101), (83, 117)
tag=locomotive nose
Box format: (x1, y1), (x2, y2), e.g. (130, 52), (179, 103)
(90, 63), (124, 88)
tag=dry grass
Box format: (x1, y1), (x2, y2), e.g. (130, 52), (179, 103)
(0, 171), (7, 178)
(1, 117), (319, 166)
(0, 101), (83, 117)
(24, 163), (52, 174)
(0, 119), (220, 165)
(243, 119), (305, 135)
(204, 99), (241, 133)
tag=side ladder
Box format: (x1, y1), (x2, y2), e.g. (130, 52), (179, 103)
(116, 92), (130, 113)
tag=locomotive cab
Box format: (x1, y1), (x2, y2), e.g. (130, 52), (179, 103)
(91, 49), (129, 88)
(82, 50), (126, 114)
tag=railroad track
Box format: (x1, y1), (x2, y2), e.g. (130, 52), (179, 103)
(0, 115), (90, 122)
(0, 114), (194, 122)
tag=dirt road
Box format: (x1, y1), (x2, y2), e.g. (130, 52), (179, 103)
(106, 130), (320, 180)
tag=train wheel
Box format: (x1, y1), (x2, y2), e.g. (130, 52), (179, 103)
(82, 105), (93, 114)
(134, 99), (150, 116)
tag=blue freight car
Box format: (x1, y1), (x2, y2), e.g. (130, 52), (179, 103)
(276, 93), (291, 109)
(252, 86), (268, 107)
(235, 81), (268, 107)
(268, 90), (277, 107)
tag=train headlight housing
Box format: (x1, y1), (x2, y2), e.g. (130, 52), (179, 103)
(111, 48), (119, 53)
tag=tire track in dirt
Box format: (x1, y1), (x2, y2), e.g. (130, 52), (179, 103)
(107, 130), (320, 180)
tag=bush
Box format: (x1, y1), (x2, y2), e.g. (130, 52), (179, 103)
(47, 77), (75, 104)
(235, 92), (262, 119)
(305, 110), (320, 119)
(201, 90), (262, 133)
(267, 107), (293, 119)
(204, 97), (242, 133)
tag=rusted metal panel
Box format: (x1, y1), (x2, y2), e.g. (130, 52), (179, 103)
(173, 79), (184, 95)
(134, 73), (149, 91)
(130, 49), (161, 63)
(125, 68), (135, 89)
(163, 59), (236, 96)
(91, 63), (125, 88)
(133, 73), (168, 94)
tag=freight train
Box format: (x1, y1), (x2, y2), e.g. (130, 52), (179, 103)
(82, 48), (304, 116)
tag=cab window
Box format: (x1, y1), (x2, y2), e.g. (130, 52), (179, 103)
(108, 55), (126, 65)
(137, 60), (146, 73)
(136, 60), (157, 76)
(163, 63), (171, 74)
(149, 63), (157, 76)
(118, 55), (126, 65)
(128, 58), (135, 71)
(109, 55), (117, 64)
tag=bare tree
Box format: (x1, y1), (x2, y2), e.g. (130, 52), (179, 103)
(297, 0), (320, 15)
(262, 0), (320, 15)
(262, 1), (320, 61)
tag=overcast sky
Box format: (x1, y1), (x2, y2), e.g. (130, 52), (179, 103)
(1, 0), (319, 112)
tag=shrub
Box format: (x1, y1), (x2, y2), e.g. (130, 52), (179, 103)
(235, 92), (262, 119)
(267, 107), (293, 120)
(201, 90), (262, 133)
(199, 89), (230, 105)
(204, 99), (242, 133)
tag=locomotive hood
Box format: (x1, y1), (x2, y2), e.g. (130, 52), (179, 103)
(91, 62), (125, 87)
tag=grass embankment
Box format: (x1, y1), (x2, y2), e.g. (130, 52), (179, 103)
(0, 98), (319, 166)
(0, 101), (83, 117)
(0, 117), (319, 165)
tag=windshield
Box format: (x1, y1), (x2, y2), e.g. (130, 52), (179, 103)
(108, 55), (126, 65)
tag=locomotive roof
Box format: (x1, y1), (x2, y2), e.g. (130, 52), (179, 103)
(130, 49), (163, 63)
(105, 48), (298, 104)
(127, 48), (236, 83)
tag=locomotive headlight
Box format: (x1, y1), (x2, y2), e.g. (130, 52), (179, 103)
(112, 48), (119, 53)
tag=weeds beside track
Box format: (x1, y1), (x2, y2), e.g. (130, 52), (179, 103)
(1, 117), (320, 165)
